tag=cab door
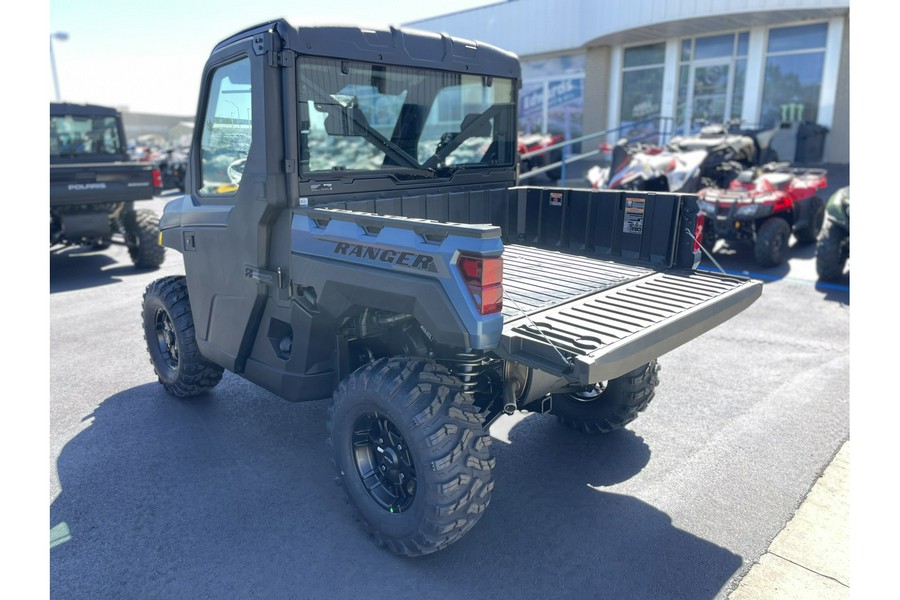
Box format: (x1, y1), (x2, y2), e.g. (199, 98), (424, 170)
(179, 36), (291, 373)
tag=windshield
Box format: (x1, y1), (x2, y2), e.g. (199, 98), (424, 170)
(298, 57), (516, 175)
(50, 114), (123, 158)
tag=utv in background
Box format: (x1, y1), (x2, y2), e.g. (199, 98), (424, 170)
(50, 102), (165, 268)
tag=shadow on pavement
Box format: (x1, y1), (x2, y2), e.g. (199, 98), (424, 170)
(51, 382), (741, 600)
(50, 246), (159, 294)
(814, 276), (851, 304)
(702, 233), (830, 278)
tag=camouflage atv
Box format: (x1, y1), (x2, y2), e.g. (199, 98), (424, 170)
(815, 186), (849, 281)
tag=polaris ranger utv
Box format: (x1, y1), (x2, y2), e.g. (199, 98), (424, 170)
(141, 20), (762, 556)
(50, 102), (165, 268)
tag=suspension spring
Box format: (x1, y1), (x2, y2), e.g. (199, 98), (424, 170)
(451, 351), (485, 393)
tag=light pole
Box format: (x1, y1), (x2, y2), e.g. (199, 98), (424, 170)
(50, 31), (69, 102)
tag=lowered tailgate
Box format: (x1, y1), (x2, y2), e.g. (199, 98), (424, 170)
(498, 245), (762, 384)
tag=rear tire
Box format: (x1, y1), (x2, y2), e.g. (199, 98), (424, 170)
(754, 217), (791, 267)
(545, 149), (563, 180)
(142, 276), (224, 397)
(123, 208), (165, 269)
(328, 358), (495, 556)
(550, 361), (660, 434)
(815, 221), (848, 281)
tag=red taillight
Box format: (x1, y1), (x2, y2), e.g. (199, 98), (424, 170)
(151, 168), (163, 189)
(457, 254), (503, 315)
(693, 213), (705, 252)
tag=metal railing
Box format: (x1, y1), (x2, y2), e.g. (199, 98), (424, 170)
(518, 116), (676, 186)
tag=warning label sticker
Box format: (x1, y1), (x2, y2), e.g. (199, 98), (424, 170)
(549, 192), (563, 206)
(623, 198), (645, 234)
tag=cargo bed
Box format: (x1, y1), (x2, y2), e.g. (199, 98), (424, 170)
(310, 186), (762, 385)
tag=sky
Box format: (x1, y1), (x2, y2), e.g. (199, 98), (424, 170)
(49, 0), (502, 116)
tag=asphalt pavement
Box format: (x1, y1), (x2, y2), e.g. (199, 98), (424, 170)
(49, 173), (850, 599)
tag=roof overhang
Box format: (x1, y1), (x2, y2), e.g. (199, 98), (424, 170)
(585, 8), (849, 48)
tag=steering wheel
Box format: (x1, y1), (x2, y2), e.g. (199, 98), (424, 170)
(227, 157), (247, 185)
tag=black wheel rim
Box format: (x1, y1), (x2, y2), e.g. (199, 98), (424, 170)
(772, 232), (786, 256)
(352, 412), (417, 513)
(154, 308), (179, 370)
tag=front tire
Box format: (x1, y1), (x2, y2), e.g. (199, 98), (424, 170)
(122, 208), (165, 269)
(701, 217), (717, 254)
(142, 276), (224, 397)
(328, 358), (495, 556)
(550, 361), (660, 433)
(816, 221), (848, 281)
(754, 217), (791, 267)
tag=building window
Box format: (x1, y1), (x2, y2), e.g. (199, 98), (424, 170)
(760, 23), (828, 128)
(675, 32), (748, 134)
(620, 42), (665, 137)
(519, 54), (585, 140)
(518, 82), (544, 134)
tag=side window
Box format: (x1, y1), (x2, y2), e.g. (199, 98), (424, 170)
(199, 58), (252, 196)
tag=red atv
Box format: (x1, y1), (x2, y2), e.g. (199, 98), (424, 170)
(518, 132), (564, 180)
(698, 163), (827, 267)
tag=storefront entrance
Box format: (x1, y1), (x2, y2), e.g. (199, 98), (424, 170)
(686, 60), (733, 127)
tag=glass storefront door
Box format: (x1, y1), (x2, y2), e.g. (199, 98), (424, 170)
(688, 61), (732, 126)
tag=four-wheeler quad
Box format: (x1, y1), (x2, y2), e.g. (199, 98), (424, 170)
(140, 19), (762, 557)
(816, 186), (850, 281)
(698, 163), (827, 267)
(587, 120), (778, 193)
(518, 131), (564, 180)
(586, 140), (713, 192)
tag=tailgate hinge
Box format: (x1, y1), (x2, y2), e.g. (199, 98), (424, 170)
(245, 265), (284, 288)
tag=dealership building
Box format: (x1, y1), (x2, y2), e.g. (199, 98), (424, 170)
(406, 0), (849, 163)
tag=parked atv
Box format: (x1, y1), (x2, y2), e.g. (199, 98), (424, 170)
(586, 140), (715, 192)
(587, 120), (779, 193)
(816, 186), (849, 280)
(667, 119), (778, 171)
(518, 132), (564, 180)
(698, 163), (827, 267)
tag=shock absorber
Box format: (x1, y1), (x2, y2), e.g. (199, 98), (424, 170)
(450, 350), (485, 394)
(433, 350), (504, 419)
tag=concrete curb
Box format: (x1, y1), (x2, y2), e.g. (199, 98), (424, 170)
(728, 440), (849, 599)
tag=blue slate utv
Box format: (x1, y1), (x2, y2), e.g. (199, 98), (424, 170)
(141, 20), (762, 556)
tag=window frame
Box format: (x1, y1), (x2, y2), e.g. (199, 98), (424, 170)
(194, 54), (254, 201)
(759, 22), (829, 128)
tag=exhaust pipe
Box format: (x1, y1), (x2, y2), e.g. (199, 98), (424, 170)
(502, 380), (519, 415)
